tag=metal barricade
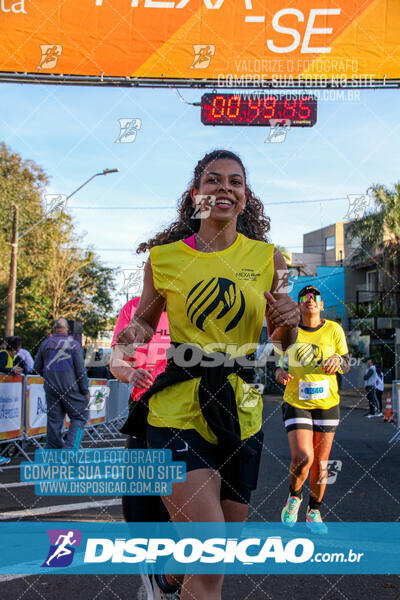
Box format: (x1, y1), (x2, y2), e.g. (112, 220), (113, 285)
(106, 379), (131, 430)
(0, 377), (136, 456)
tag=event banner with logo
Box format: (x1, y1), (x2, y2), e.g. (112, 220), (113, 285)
(0, 1), (399, 82)
(0, 522), (399, 574)
(0, 374), (23, 441)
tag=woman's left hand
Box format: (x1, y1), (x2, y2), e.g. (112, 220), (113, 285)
(264, 291), (300, 329)
(322, 354), (341, 374)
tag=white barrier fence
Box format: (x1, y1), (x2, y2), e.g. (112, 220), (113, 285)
(0, 374), (24, 444)
(0, 376), (132, 460)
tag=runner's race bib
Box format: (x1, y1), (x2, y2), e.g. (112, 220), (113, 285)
(299, 380), (329, 401)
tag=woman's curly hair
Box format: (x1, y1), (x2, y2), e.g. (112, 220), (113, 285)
(136, 149), (270, 253)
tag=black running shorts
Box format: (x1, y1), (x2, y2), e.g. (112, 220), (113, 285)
(147, 425), (264, 504)
(282, 402), (340, 433)
(122, 435), (170, 523)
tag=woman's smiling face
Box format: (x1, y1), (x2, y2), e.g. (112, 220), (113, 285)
(192, 158), (247, 223)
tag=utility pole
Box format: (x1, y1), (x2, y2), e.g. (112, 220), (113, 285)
(5, 204), (19, 336)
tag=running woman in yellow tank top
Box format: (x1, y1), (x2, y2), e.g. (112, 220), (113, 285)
(117, 150), (300, 600)
(275, 285), (351, 535)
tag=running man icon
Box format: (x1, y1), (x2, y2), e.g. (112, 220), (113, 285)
(42, 529), (82, 568)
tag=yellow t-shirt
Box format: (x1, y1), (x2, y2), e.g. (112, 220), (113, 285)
(148, 233), (275, 443)
(281, 320), (349, 410)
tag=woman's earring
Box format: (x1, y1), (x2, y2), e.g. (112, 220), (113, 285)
(239, 209), (244, 215)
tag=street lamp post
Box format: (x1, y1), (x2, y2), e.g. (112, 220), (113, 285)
(60, 168), (120, 204)
(4, 168), (119, 336)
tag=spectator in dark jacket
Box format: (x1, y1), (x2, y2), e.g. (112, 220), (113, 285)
(0, 336), (27, 375)
(34, 318), (89, 449)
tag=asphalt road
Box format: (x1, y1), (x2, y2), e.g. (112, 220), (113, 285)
(0, 400), (399, 599)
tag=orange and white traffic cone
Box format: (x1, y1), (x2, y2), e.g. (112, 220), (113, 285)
(384, 394), (394, 422)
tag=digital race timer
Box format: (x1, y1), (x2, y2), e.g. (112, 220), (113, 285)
(201, 93), (317, 127)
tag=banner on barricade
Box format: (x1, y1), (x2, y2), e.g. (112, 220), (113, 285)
(26, 376), (47, 437)
(88, 379), (108, 425)
(0, 375), (23, 441)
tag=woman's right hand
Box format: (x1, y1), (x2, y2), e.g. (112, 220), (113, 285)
(116, 318), (155, 355)
(128, 368), (154, 390)
(275, 367), (293, 385)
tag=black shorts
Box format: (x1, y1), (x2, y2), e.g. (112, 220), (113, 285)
(147, 425), (264, 505)
(282, 402), (340, 433)
(122, 436), (170, 523)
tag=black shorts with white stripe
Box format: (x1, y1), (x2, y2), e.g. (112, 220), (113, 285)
(281, 402), (340, 433)
(147, 425), (264, 505)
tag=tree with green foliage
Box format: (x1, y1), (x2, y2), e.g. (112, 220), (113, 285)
(0, 142), (116, 353)
(346, 182), (400, 317)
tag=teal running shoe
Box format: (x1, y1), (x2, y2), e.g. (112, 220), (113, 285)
(281, 494), (302, 527)
(306, 508), (328, 535)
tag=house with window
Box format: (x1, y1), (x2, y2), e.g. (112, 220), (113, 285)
(259, 222), (399, 386)
(285, 222), (400, 381)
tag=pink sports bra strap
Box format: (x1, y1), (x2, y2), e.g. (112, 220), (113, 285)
(183, 234), (196, 249)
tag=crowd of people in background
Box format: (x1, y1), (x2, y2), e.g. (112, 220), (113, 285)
(0, 334), (112, 379)
(0, 333), (388, 421)
(0, 336), (34, 375)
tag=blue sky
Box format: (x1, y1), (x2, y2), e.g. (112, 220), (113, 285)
(1, 84), (399, 312)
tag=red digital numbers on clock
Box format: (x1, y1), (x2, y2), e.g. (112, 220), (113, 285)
(248, 97), (261, 119)
(210, 95), (226, 120)
(263, 96), (277, 120)
(201, 94), (317, 126)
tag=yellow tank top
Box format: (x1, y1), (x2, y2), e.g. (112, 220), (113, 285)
(282, 320), (349, 410)
(148, 233), (275, 443)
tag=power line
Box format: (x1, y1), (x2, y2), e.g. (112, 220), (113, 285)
(268, 197), (346, 206)
(71, 197), (348, 210)
(74, 206), (175, 210)
(93, 242), (350, 251)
